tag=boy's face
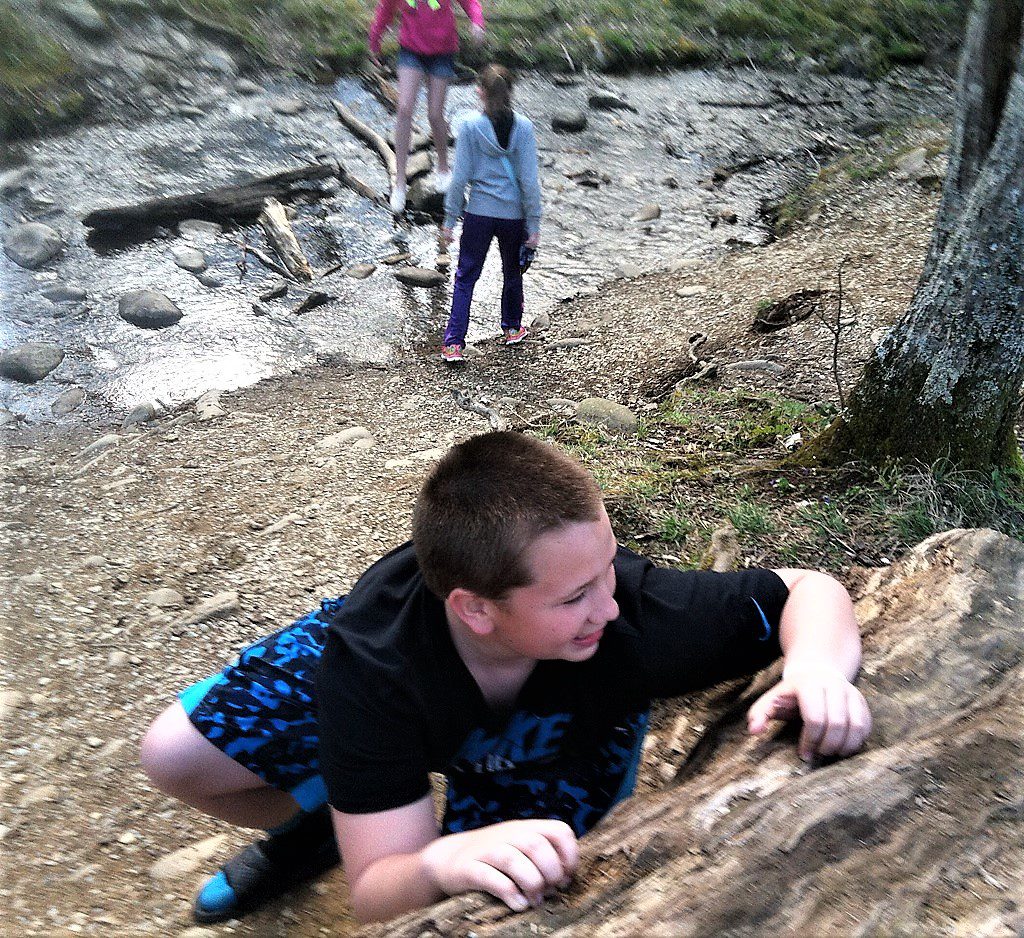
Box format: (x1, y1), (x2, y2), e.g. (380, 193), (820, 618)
(485, 508), (620, 663)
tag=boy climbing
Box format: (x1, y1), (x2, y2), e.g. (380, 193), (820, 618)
(141, 431), (871, 924)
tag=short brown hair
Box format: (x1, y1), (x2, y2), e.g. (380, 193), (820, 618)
(413, 431), (604, 600)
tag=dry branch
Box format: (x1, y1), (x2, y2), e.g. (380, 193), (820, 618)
(332, 99), (397, 179)
(259, 197), (313, 281)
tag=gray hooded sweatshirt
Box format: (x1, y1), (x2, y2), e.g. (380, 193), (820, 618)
(443, 111), (542, 236)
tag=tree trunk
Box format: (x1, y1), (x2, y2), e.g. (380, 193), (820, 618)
(808, 0), (1024, 471)
(356, 529), (1024, 938)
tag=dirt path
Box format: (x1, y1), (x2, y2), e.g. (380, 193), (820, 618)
(0, 166), (938, 936)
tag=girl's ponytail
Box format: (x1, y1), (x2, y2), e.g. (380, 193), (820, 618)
(478, 64), (514, 117)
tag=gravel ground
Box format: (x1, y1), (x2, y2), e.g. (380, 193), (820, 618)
(0, 161), (939, 937)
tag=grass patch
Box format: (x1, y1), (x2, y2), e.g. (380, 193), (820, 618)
(532, 389), (1024, 577)
(0, 3), (83, 138)
(23, 0), (966, 89)
(770, 123), (950, 237)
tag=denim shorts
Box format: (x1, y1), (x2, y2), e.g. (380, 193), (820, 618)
(398, 46), (456, 79)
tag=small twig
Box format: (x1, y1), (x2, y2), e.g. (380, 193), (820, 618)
(317, 261), (346, 280)
(451, 389), (507, 431)
(237, 231), (248, 281)
(241, 243), (294, 281)
(559, 42), (576, 73)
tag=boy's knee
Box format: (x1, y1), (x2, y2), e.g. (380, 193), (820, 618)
(140, 704), (204, 796)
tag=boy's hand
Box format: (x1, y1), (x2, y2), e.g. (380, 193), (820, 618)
(470, 23), (486, 44)
(747, 663), (872, 761)
(421, 819), (578, 912)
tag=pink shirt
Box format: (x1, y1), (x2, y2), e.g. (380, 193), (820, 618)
(369, 0), (484, 57)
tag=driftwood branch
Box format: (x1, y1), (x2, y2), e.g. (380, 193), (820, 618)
(337, 161), (385, 205)
(82, 163), (336, 232)
(259, 197), (313, 281)
(332, 99), (397, 178)
(241, 243), (293, 280)
(332, 100), (433, 187)
(451, 389), (507, 431)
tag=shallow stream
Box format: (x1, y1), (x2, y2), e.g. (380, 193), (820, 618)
(0, 56), (952, 431)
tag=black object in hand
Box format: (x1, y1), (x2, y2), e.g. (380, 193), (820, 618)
(519, 244), (537, 273)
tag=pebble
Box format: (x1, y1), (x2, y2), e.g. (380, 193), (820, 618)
(107, 651), (130, 668)
(145, 588), (184, 609)
(0, 690), (26, 721)
(86, 736), (104, 748)
(316, 426), (373, 450)
(20, 784), (60, 806)
(150, 834), (227, 881)
(117, 831), (138, 845)
(181, 590), (240, 625)
(80, 434), (119, 459)
(676, 286), (707, 298)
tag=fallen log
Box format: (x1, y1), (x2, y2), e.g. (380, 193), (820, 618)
(259, 197), (313, 281)
(82, 163), (336, 232)
(356, 528), (1024, 937)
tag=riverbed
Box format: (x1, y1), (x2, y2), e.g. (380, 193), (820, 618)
(0, 57), (952, 432)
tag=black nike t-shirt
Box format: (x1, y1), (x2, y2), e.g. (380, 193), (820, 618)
(316, 541), (788, 825)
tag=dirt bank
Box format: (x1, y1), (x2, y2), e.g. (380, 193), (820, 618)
(1, 154), (941, 935)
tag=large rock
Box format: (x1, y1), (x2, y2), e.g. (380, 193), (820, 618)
(552, 111), (588, 133)
(118, 290), (183, 329)
(0, 342), (64, 383)
(588, 91), (636, 112)
(364, 529), (1024, 938)
(50, 0), (107, 34)
(2, 222), (65, 269)
(575, 397), (638, 434)
(394, 267), (446, 288)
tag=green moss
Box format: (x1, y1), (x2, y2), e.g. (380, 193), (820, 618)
(0, 3), (84, 137)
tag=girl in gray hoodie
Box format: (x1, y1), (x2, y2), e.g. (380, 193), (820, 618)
(440, 65), (541, 363)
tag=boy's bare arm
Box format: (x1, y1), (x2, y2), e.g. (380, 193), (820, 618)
(333, 800), (579, 922)
(747, 569), (872, 760)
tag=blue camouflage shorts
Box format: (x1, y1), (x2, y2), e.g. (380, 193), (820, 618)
(180, 597), (345, 812)
(181, 597), (649, 835)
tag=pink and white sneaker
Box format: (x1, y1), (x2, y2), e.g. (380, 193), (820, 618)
(441, 344), (465, 364)
(502, 326), (528, 345)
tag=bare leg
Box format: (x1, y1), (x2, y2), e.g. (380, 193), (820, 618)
(141, 701), (300, 829)
(426, 74), (451, 174)
(394, 66), (424, 190)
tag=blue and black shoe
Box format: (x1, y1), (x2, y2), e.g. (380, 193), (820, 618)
(193, 808), (340, 924)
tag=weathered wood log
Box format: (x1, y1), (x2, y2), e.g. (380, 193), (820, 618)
(82, 163), (336, 232)
(358, 529), (1024, 937)
(259, 197), (313, 281)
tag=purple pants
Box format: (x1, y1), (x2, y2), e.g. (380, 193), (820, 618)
(444, 212), (526, 347)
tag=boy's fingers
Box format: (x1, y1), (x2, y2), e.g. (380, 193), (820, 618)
(796, 685), (827, 759)
(840, 689), (872, 755)
(486, 844), (546, 900)
(539, 820), (579, 877)
(512, 833), (566, 890)
(466, 860), (530, 912)
(816, 684), (851, 756)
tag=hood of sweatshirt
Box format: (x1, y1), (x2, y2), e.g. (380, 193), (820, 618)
(464, 111), (523, 155)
